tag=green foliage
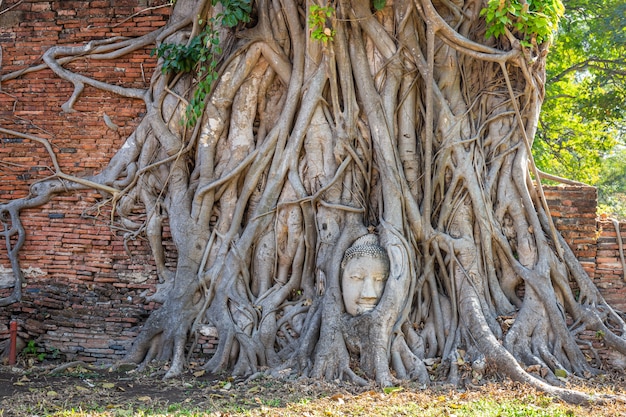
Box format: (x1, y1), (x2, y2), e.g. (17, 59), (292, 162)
(23, 340), (46, 361)
(151, 37), (203, 73)
(534, 0), (626, 216)
(458, 397), (574, 416)
(373, 0), (387, 11)
(186, 26), (222, 126)
(596, 147), (626, 219)
(533, 96), (616, 184)
(216, 0), (252, 28)
(24, 339), (38, 355)
(308, 5), (335, 43)
(152, 0), (251, 126)
(480, 0), (564, 47)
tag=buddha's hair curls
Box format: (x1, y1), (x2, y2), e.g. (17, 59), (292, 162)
(341, 234), (389, 271)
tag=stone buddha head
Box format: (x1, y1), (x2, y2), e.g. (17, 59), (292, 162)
(340, 234), (390, 316)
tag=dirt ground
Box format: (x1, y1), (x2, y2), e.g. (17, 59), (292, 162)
(0, 361), (369, 416)
(2, 361), (626, 416)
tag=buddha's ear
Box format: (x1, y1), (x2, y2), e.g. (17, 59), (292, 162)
(387, 244), (405, 281)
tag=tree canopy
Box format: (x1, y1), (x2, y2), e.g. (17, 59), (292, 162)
(534, 0), (626, 216)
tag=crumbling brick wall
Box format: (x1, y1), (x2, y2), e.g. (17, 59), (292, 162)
(543, 186), (598, 278)
(0, 0), (222, 362)
(0, 1), (624, 364)
(544, 185), (626, 313)
(595, 219), (626, 311)
(0, 0), (170, 361)
(544, 185), (626, 367)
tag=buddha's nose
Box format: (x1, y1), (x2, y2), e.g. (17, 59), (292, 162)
(360, 276), (378, 299)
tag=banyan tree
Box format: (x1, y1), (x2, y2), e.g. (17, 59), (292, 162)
(2, 0), (626, 404)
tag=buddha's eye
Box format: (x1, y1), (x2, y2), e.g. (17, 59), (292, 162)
(374, 275), (385, 282)
(350, 275), (364, 281)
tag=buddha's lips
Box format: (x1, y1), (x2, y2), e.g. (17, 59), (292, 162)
(357, 303), (377, 312)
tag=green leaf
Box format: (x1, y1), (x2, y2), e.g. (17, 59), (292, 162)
(383, 386), (404, 394)
(373, 0), (386, 10)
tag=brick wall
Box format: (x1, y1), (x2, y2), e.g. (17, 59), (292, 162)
(0, 1), (624, 364)
(0, 0), (224, 362)
(543, 186), (598, 278)
(0, 0), (172, 361)
(595, 219), (626, 311)
(544, 185), (626, 313)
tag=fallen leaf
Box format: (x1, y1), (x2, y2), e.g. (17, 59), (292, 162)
(222, 382), (232, 390)
(102, 382), (115, 389)
(117, 363), (137, 372)
(193, 370), (206, 377)
(47, 390), (58, 397)
(526, 364), (541, 373)
(14, 376), (30, 385)
(75, 385), (90, 392)
(137, 396), (151, 402)
(247, 385), (263, 394)
(330, 394), (345, 404)
(555, 369), (568, 378)
(383, 386), (403, 395)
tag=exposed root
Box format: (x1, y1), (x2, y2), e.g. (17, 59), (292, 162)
(48, 361), (108, 375)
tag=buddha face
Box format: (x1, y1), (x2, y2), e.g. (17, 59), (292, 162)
(341, 255), (388, 316)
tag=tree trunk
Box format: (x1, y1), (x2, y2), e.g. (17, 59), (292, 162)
(2, 0), (626, 404)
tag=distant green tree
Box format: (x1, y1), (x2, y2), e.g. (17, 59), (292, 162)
(597, 147), (626, 219)
(534, 0), (625, 187)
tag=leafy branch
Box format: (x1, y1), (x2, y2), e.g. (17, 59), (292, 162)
(480, 0), (564, 48)
(308, 5), (335, 43)
(152, 0), (251, 126)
